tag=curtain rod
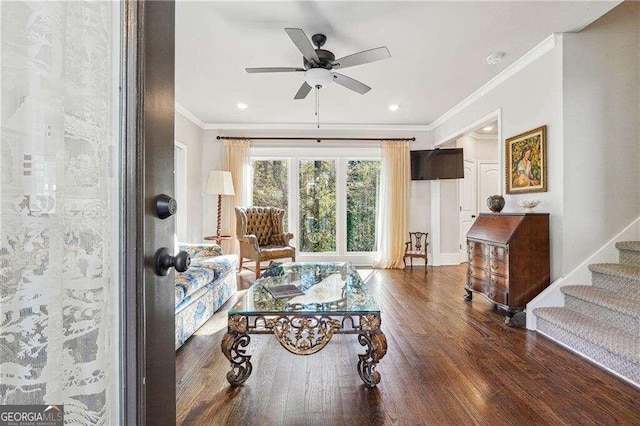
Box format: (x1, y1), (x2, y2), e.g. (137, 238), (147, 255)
(216, 136), (415, 142)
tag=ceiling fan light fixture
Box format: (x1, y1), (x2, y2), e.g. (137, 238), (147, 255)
(304, 68), (334, 88)
(388, 104), (400, 111)
(482, 125), (494, 131)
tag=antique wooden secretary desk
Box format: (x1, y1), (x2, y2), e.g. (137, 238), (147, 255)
(464, 212), (550, 325)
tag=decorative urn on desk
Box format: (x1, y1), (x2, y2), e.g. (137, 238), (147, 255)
(486, 195), (505, 212)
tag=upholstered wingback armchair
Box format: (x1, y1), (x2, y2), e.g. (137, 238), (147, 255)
(235, 206), (296, 278)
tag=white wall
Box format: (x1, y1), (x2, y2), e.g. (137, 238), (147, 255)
(457, 135), (499, 162)
(431, 37), (565, 280)
(432, 135), (500, 260)
(201, 130), (223, 238)
(175, 112), (204, 242)
(561, 2), (640, 273)
(428, 1), (639, 285)
(439, 179), (460, 254)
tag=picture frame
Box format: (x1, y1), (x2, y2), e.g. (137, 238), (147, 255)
(505, 125), (547, 194)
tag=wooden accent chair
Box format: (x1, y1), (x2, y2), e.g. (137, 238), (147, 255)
(403, 232), (429, 272)
(235, 206), (296, 278)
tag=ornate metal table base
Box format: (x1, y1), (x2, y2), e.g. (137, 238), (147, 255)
(220, 316), (252, 386)
(268, 316), (342, 355)
(357, 332), (388, 387)
(357, 313), (388, 388)
(221, 313), (387, 387)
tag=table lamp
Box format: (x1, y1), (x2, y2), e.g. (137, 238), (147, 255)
(206, 171), (235, 237)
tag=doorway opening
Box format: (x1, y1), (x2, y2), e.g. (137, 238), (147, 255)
(430, 111), (502, 265)
(174, 141), (188, 244)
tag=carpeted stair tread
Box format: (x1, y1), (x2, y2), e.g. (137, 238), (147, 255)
(561, 285), (640, 316)
(534, 307), (640, 364)
(617, 241), (640, 266)
(615, 241), (640, 253)
(588, 263), (640, 280)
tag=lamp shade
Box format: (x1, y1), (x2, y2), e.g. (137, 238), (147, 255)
(206, 171), (235, 196)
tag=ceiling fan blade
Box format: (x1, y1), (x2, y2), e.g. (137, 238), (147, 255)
(294, 82), (312, 100)
(332, 73), (371, 95)
(285, 28), (319, 64)
(332, 46), (391, 70)
(246, 67), (305, 73)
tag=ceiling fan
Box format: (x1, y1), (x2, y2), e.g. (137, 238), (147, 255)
(246, 28), (391, 99)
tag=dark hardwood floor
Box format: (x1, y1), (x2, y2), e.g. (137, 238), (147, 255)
(176, 265), (640, 425)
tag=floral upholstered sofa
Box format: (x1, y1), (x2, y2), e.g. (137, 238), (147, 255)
(174, 243), (238, 349)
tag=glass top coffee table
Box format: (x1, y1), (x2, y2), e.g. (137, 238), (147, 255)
(221, 262), (387, 387)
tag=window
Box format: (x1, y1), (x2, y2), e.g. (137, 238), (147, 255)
(251, 146), (381, 263)
(251, 159), (289, 226)
(299, 160), (336, 252)
(346, 160), (380, 252)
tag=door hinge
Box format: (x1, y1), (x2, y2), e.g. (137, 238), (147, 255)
(460, 244), (462, 249)
(459, 206), (462, 211)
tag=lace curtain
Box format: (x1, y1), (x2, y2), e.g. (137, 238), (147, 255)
(373, 141), (410, 268)
(222, 139), (251, 255)
(1, 2), (118, 424)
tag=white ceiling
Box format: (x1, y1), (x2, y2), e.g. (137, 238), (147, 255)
(176, 1), (619, 126)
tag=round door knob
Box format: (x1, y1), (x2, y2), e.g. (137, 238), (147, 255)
(155, 247), (191, 276)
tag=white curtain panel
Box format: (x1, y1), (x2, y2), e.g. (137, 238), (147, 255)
(222, 139), (251, 255)
(0, 2), (119, 424)
(373, 141), (410, 269)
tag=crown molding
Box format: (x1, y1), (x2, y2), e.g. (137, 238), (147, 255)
(428, 33), (558, 130)
(434, 108), (501, 147)
(203, 122), (431, 132)
(175, 103), (206, 129)
(177, 34), (557, 134)
(174, 103), (430, 132)
(468, 131), (498, 140)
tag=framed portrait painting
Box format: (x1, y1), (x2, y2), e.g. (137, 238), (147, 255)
(505, 125), (547, 194)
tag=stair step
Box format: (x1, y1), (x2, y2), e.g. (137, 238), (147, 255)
(534, 307), (640, 384)
(561, 285), (640, 335)
(589, 263), (640, 297)
(616, 241), (640, 266)
(615, 241), (640, 252)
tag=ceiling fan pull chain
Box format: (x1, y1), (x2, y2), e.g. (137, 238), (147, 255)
(317, 85), (320, 129)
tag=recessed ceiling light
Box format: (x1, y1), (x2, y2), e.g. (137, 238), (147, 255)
(486, 52), (505, 65)
(237, 102), (248, 110)
(388, 104), (399, 111)
(483, 126), (494, 132)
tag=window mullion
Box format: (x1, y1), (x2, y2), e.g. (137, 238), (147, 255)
(336, 158), (347, 257)
(289, 158), (299, 246)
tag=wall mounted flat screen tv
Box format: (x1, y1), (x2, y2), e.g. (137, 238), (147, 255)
(410, 148), (464, 180)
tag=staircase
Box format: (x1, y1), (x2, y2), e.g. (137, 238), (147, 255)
(534, 241), (640, 386)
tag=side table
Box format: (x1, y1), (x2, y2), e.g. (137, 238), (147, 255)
(204, 235), (232, 244)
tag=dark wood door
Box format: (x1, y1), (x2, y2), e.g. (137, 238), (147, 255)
(142, 1), (176, 424)
(122, 1), (176, 424)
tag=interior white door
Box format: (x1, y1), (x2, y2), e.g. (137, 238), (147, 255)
(459, 160), (477, 257)
(478, 162), (500, 213)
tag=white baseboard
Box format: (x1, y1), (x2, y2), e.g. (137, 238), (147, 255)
(437, 252), (464, 266)
(526, 216), (640, 330)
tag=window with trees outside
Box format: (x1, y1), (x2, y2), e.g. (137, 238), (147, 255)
(299, 160), (336, 252)
(251, 159), (289, 226)
(251, 147), (381, 263)
(347, 160), (380, 252)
